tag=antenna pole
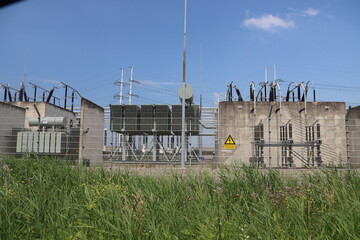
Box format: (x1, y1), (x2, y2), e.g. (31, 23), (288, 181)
(119, 68), (124, 105)
(129, 66), (134, 105)
(181, 0), (187, 168)
(118, 68), (125, 158)
(198, 42), (203, 159)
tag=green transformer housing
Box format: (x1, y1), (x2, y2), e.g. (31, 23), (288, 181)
(110, 105), (140, 135)
(140, 105), (171, 135)
(172, 105), (200, 136)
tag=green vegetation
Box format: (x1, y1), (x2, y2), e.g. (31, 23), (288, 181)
(1, 156), (360, 239)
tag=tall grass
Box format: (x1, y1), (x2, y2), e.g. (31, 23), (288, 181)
(1, 156), (359, 239)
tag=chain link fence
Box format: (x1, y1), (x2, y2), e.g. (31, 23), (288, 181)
(1, 101), (360, 168)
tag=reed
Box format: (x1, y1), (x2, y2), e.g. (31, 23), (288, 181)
(1, 156), (359, 239)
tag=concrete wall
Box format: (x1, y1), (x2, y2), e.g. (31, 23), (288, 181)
(347, 106), (360, 167)
(0, 102), (26, 153)
(78, 98), (104, 166)
(216, 101), (347, 167)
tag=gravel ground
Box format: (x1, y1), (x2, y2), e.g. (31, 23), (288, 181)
(100, 161), (357, 178)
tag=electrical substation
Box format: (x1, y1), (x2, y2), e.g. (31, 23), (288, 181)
(107, 81), (203, 164)
(216, 75), (353, 168)
(0, 83), (104, 166)
(1, 66), (360, 168)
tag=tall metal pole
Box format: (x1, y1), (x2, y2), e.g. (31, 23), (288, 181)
(181, 0), (187, 168)
(198, 43), (203, 159)
(118, 68), (125, 160)
(119, 68), (124, 105)
(129, 66), (134, 105)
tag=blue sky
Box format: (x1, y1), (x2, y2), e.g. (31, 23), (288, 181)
(0, 0), (359, 108)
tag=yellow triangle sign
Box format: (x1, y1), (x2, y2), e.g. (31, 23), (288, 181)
(225, 135), (235, 145)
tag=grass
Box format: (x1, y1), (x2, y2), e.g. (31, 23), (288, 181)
(1, 156), (360, 239)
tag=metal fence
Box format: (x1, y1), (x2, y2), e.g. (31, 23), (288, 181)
(1, 112), (360, 169)
(215, 116), (355, 168)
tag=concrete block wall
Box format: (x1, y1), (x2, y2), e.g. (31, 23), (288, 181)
(216, 101), (347, 167)
(78, 98), (104, 166)
(0, 102), (26, 153)
(347, 106), (360, 167)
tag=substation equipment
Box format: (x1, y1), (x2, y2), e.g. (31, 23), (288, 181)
(250, 80), (321, 167)
(0, 82), (92, 162)
(2, 77), (357, 168)
(217, 79), (349, 168)
(109, 84), (201, 163)
(14, 116), (80, 159)
(109, 104), (200, 162)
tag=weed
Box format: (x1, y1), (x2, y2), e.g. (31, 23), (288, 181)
(0, 157), (359, 239)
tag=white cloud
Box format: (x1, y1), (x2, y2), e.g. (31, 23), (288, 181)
(302, 8), (320, 16)
(242, 14), (295, 32)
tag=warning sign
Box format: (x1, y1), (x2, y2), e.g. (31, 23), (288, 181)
(224, 135), (237, 149)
